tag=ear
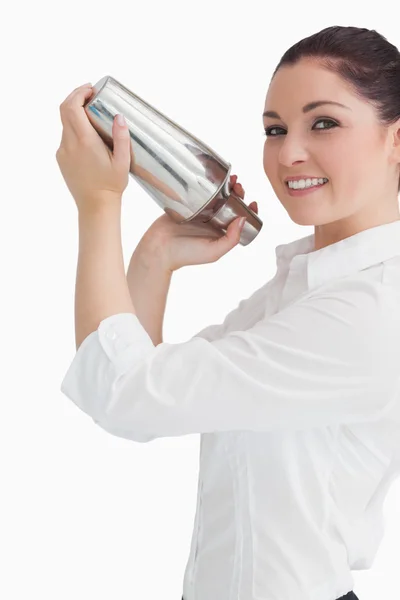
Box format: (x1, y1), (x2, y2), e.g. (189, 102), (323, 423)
(388, 117), (400, 164)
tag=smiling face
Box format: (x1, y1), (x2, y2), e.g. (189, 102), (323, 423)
(262, 58), (400, 248)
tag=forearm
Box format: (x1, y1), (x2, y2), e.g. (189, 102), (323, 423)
(126, 244), (172, 346)
(75, 204), (136, 350)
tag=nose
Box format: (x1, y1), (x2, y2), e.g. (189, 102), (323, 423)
(278, 136), (309, 167)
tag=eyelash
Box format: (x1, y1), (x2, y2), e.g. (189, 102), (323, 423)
(264, 118), (338, 137)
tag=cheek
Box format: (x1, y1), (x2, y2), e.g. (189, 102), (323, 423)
(263, 142), (276, 177)
(263, 144), (285, 196)
(330, 135), (377, 190)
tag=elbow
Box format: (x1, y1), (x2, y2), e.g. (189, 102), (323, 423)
(92, 412), (156, 443)
(91, 386), (158, 443)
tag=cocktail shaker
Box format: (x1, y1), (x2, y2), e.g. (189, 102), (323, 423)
(83, 75), (262, 246)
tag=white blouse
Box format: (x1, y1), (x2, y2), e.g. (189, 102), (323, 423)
(61, 219), (400, 600)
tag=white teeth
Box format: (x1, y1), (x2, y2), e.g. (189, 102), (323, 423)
(287, 177), (328, 189)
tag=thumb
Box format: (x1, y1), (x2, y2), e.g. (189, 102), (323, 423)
(112, 114), (131, 170)
(213, 216), (246, 255)
(229, 216), (246, 242)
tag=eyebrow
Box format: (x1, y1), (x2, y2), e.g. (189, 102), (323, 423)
(262, 100), (351, 119)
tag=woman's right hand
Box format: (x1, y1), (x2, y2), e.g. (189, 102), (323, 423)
(135, 175), (258, 272)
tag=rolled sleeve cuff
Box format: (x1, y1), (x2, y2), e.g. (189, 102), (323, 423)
(60, 313), (156, 436)
(97, 313), (155, 374)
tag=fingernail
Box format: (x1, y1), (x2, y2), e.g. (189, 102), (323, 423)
(117, 114), (126, 126)
(239, 217), (246, 229)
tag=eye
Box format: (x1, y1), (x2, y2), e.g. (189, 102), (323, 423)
(264, 118), (338, 137)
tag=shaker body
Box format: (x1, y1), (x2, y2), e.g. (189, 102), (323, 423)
(84, 75), (262, 245)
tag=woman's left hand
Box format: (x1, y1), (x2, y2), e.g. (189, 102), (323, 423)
(55, 83), (131, 213)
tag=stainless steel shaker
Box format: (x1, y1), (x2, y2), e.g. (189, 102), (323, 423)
(83, 75), (263, 246)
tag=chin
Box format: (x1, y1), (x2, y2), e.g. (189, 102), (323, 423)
(288, 214), (317, 226)
(284, 204), (328, 226)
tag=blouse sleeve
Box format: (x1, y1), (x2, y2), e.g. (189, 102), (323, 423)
(188, 279), (272, 342)
(60, 277), (400, 442)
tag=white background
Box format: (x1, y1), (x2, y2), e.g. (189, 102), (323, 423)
(2, 1), (399, 598)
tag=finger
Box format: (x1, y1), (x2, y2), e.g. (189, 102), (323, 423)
(248, 201), (258, 213)
(112, 114), (131, 169)
(60, 83), (93, 110)
(62, 82), (92, 104)
(59, 84), (94, 141)
(233, 182), (245, 199)
(230, 174), (238, 185)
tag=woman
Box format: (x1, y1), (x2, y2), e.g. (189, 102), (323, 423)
(58, 25), (400, 600)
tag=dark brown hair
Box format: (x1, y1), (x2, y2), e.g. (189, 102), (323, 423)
(272, 26), (400, 191)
